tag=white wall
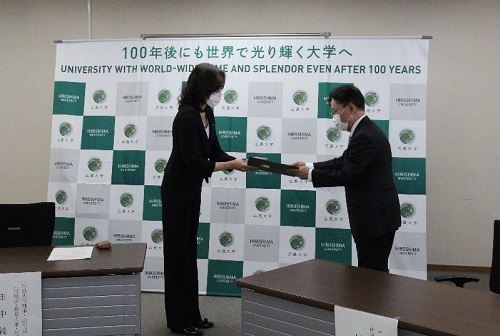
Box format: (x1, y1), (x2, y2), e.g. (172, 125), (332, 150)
(1, 0), (499, 267)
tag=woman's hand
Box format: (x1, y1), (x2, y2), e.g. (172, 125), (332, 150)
(231, 159), (257, 172)
(214, 159), (256, 172)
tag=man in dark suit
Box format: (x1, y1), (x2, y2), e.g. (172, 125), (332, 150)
(291, 85), (401, 272)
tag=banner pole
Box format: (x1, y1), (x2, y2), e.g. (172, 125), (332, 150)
(140, 33), (332, 39)
(87, 0), (92, 39)
(53, 35), (432, 44)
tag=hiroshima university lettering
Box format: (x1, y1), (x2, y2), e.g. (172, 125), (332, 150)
(396, 97), (421, 107)
(118, 164), (139, 169)
(395, 246), (421, 255)
(218, 130), (241, 139)
(288, 132), (312, 137)
(217, 201), (240, 210)
(286, 204), (310, 209)
(87, 129), (109, 136)
(55, 161), (73, 168)
(152, 129), (172, 137)
(81, 197), (104, 205)
(213, 274), (237, 280)
(58, 93), (79, 102)
(145, 271), (164, 279)
(249, 239), (274, 244)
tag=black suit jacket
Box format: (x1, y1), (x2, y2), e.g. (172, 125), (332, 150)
(163, 104), (234, 187)
(312, 116), (401, 241)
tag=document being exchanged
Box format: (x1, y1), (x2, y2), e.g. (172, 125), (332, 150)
(47, 246), (94, 261)
(247, 157), (299, 176)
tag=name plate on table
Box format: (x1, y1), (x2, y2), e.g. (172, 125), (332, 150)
(335, 305), (398, 336)
(0, 272), (42, 336)
(247, 157), (298, 176)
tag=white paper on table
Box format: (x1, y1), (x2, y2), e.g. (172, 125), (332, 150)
(335, 305), (398, 336)
(47, 246), (94, 261)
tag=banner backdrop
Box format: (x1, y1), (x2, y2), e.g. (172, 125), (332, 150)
(49, 37), (429, 294)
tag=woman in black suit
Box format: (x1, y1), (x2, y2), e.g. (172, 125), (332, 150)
(161, 63), (250, 335)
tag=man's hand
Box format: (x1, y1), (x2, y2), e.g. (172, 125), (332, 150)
(293, 166), (310, 180)
(289, 161), (306, 167)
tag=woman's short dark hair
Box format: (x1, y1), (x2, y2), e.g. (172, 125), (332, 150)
(179, 63), (225, 107)
(329, 85), (365, 110)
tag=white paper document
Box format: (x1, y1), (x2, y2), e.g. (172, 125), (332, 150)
(0, 272), (42, 336)
(335, 305), (398, 336)
(47, 246), (94, 261)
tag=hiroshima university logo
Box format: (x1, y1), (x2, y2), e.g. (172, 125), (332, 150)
(326, 199), (341, 215)
(59, 122), (73, 136)
(124, 123), (137, 138)
(83, 226), (98, 242)
(223, 168), (235, 175)
(292, 90), (308, 106)
(256, 125), (272, 141)
(93, 89), (107, 104)
(151, 228), (163, 244)
(55, 190), (67, 205)
(255, 196), (271, 213)
(399, 129), (416, 145)
(219, 231), (234, 247)
(120, 192), (134, 208)
(289, 234), (305, 250)
(327, 127), (342, 142)
(154, 159), (167, 174)
(400, 202), (416, 218)
(87, 157), (102, 172)
(364, 91), (379, 107)
(157, 89), (172, 104)
(223, 89), (238, 104)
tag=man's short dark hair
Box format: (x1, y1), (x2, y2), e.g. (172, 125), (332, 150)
(329, 85), (365, 110)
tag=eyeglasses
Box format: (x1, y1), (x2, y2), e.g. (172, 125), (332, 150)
(331, 104), (349, 116)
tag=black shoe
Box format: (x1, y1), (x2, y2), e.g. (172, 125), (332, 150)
(196, 318), (214, 329)
(171, 327), (203, 335)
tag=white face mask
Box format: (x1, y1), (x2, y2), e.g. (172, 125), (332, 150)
(333, 105), (350, 131)
(207, 91), (222, 108)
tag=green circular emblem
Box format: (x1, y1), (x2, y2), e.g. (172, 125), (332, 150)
(157, 89), (172, 104)
(223, 89), (238, 104)
(124, 124), (137, 138)
(290, 234), (305, 250)
(255, 196), (271, 213)
(151, 228), (163, 244)
(399, 129), (416, 144)
(59, 122), (73, 136)
(93, 89), (107, 104)
(292, 90), (308, 106)
(55, 190), (67, 205)
(120, 192), (134, 208)
(223, 169), (235, 175)
(326, 199), (341, 215)
(256, 125), (272, 141)
(87, 157), (102, 172)
(364, 91), (379, 107)
(327, 127), (342, 142)
(83, 226), (98, 242)
(400, 202), (416, 218)
(154, 159), (167, 173)
(219, 231), (234, 247)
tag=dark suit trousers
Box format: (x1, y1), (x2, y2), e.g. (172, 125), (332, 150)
(355, 231), (396, 273)
(162, 178), (202, 330)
